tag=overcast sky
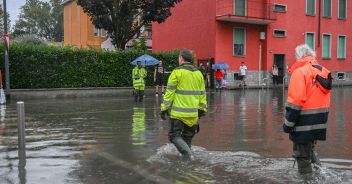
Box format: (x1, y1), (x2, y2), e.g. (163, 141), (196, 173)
(4, 0), (49, 28)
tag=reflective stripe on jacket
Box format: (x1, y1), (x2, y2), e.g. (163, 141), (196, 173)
(161, 63), (207, 127)
(132, 67), (147, 89)
(285, 56), (332, 143)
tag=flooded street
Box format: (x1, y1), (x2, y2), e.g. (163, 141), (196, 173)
(0, 87), (352, 184)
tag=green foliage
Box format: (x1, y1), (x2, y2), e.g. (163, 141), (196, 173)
(12, 0), (64, 42)
(12, 34), (48, 45)
(0, 45), (180, 89)
(0, 4), (11, 35)
(77, 0), (182, 49)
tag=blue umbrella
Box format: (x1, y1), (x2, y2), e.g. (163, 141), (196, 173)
(131, 54), (160, 66)
(212, 62), (229, 70)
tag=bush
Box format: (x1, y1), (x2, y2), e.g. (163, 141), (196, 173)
(0, 45), (181, 89)
(12, 34), (48, 45)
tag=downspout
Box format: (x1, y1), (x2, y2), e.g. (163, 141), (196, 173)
(259, 43), (262, 86)
(318, 0), (321, 47)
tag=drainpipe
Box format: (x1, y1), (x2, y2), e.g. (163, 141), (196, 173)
(259, 43), (262, 87)
(318, 0), (321, 47)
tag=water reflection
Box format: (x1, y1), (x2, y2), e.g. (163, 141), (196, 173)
(131, 107), (146, 146)
(0, 88), (351, 183)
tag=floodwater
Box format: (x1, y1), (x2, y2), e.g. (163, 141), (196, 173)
(0, 87), (352, 184)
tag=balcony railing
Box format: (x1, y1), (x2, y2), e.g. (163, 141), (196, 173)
(216, 0), (276, 25)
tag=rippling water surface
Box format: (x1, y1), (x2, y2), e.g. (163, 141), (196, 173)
(0, 88), (351, 183)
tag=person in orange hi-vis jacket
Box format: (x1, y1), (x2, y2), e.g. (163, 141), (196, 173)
(283, 44), (332, 175)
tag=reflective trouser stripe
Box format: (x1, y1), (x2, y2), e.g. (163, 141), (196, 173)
(171, 106), (198, 113)
(295, 124), (327, 132)
(286, 102), (302, 110)
(176, 90), (206, 95)
(199, 103), (207, 108)
(163, 100), (171, 106)
(300, 108), (329, 115)
(285, 119), (295, 127)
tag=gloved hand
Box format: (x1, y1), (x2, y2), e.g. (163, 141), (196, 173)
(283, 124), (294, 133)
(160, 110), (168, 120)
(198, 109), (206, 118)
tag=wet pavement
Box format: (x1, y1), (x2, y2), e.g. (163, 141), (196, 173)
(0, 87), (352, 184)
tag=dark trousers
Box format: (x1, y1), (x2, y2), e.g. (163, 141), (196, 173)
(273, 75), (278, 85)
(293, 141), (321, 174)
(134, 90), (144, 102)
(168, 119), (198, 158)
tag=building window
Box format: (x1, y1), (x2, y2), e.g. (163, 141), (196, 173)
(337, 35), (346, 59)
(273, 29), (287, 37)
(273, 4), (287, 12)
(234, 0), (246, 16)
(102, 30), (108, 38)
(338, 0), (347, 19)
(322, 34), (331, 59)
(233, 28), (246, 56)
(306, 32), (315, 50)
(306, 0), (316, 16)
(323, 0), (332, 17)
(93, 26), (100, 37)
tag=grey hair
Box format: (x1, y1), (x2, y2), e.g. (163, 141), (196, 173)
(295, 44), (316, 60)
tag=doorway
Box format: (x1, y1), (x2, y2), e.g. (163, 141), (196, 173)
(273, 54), (286, 84)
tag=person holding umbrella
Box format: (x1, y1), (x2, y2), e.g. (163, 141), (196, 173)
(132, 61), (147, 102)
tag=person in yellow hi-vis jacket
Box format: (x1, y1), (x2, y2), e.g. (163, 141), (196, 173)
(132, 61), (147, 102)
(160, 49), (207, 160)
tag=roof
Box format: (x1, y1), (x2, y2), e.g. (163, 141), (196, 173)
(62, 0), (74, 6)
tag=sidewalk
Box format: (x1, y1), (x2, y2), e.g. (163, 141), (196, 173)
(8, 87), (157, 100)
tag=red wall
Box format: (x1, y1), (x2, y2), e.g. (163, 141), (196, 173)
(266, 0), (352, 71)
(152, 0), (216, 60)
(215, 22), (265, 71)
(153, 0), (352, 72)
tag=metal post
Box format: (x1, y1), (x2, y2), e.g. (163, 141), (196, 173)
(17, 101), (26, 167)
(3, 0), (10, 94)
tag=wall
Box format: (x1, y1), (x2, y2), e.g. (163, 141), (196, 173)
(266, 0), (352, 72)
(152, 0), (217, 60)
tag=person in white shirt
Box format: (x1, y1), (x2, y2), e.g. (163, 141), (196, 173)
(239, 62), (247, 87)
(272, 64), (279, 86)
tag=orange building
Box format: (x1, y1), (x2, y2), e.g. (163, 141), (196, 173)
(63, 0), (152, 50)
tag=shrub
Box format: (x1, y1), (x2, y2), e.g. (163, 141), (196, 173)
(0, 45), (181, 89)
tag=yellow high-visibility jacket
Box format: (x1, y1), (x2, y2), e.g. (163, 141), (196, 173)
(132, 67), (147, 90)
(161, 63), (207, 127)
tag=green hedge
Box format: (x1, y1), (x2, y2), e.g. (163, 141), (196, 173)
(0, 45), (181, 89)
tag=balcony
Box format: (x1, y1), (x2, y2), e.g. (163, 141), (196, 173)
(216, 0), (276, 25)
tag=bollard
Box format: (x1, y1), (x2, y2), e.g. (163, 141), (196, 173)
(17, 101), (26, 167)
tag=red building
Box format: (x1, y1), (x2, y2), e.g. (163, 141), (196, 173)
(153, 0), (352, 87)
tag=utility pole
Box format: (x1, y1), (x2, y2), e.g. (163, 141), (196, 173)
(3, 0), (10, 94)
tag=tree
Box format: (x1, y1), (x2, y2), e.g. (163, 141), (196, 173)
(77, 0), (182, 49)
(0, 4), (11, 36)
(12, 0), (63, 42)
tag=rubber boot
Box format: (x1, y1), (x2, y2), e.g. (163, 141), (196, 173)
(172, 137), (193, 160)
(297, 158), (313, 174)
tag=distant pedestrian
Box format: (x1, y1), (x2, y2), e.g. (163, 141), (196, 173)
(215, 69), (223, 91)
(160, 49), (207, 160)
(132, 61), (147, 102)
(239, 62), (247, 87)
(154, 60), (166, 96)
(222, 69), (228, 88)
(199, 63), (207, 86)
(272, 64), (279, 86)
(283, 44), (332, 175)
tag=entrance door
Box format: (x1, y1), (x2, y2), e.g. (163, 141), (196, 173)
(273, 54), (286, 84)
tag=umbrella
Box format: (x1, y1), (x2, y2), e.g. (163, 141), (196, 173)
(212, 62), (229, 70)
(131, 54), (160, 66)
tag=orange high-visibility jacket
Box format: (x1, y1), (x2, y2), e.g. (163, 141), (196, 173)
(284, 56), (332, 143)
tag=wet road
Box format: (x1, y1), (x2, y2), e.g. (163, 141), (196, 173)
(0, 87), (352, 184)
